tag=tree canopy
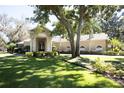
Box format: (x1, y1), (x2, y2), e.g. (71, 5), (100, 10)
(32, 5), (121, 58)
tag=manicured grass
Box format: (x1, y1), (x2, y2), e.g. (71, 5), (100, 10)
(81, 55), (124, 71)
(0, 55), (122, 88)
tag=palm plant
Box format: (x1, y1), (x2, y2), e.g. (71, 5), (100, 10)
(82, 18), (101, 36)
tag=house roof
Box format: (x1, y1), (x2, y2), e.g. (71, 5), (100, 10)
(52, 33), (109, 42)
(52, 36), (69, 42)
(17, 39), (31, 44)
(80, 33), (109, 41)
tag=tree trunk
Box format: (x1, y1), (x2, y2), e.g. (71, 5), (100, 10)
(69, 35), (76, 58)
(75, 16), (84, 56)
(53, 11), (76, 58)
(75, 6), (85, 57)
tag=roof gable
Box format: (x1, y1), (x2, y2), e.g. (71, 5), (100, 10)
(30, 25), (52, 36)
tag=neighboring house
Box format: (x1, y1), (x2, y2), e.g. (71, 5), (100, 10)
(17, 26), (109, 53)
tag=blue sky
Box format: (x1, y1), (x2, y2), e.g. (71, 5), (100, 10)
(0, 5), (123, 30)
(0, 5), (57, 30)
(0, 6), (34, 20)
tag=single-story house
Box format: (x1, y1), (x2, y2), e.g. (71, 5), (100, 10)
(17, 26), (109, 53)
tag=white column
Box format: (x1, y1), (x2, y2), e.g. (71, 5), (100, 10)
(30, 40), (33, 52)
(46, 37), (52, 51)
(32, 38), (36, 52)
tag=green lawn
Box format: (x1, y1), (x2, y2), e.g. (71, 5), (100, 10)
(0, 54), (122, 88)
(81, 55), (124, 71)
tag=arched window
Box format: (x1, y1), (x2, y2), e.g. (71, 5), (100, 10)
(80, 46), (85, 48)
(95, 45), (103, 51)
(96, 46), (102, 48)
(80, 46), (85, 51)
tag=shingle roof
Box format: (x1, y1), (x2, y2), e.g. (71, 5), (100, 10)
(80, 33), (109, 41)
(52, 33), (109, 42)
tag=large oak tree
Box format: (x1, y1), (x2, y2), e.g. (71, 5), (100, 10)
(32, 5), (120, 58)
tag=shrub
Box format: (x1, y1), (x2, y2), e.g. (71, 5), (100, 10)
(110, 38), (121, 49)
(119, 51), (124, 56)
(25, 52), (33, 57)
(33, 51), (58, 57)
(45, 51), (58, 57)
(52, 51), (58, 56)
(115, 70), (124, 78)
(92, 58), (116, 74)
(52, 46), (57, 52)
(39, 51), (44, 57)
(105, 51), (118, 55)
(7, 43), (16, 53)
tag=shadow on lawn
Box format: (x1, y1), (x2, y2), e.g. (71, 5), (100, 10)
(0, 55), (121, 88)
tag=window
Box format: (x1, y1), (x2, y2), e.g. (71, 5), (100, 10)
(95, 45), (103, 51)
(80, 46), (85, 51)
(96, 46), (102, 48)
(80, 46), (85, 48)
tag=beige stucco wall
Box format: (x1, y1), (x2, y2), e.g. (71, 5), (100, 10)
(53, 39), (107, 52)
(53, 41), (71, 52)
(80, 40), (107, 51)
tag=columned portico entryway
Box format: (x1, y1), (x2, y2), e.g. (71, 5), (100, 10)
(30, 27), (52, 52)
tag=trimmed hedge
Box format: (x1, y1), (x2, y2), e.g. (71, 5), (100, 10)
(25, 52), (33, 57)
(25, 51), (58, 57)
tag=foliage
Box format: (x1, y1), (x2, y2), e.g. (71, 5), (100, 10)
(0, 37), (6, 49)
(82, 18), (101, 34)
(110, 38), (121, 48)
(92, 58), (116, 74)
(115, 70), (124, 78)
(32, 5), (120, 58)
(105, 51), (118, 55)
(52, 22), (67, 37)
(27, 51), (59, 58)
(101, 10), (124, 40)
(25, 52), (33, 57)
(118, 51), (124, 56)
(0, 14), (30, 43)
(6, 42), (16, 53)
(0, 14), (13, 33)
(109, 38), (121, 55)
(10, 19), (30, 42)
(52, 46), (57, 52)
(34, 25), (44, 35)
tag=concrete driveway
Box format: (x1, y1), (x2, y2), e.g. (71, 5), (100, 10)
(0, 53), (13, 58)
(60, 54), (124, 58)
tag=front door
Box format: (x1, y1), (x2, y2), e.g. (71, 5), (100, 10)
(37, 38), (46, 51)
(39, 41), (45, 51)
